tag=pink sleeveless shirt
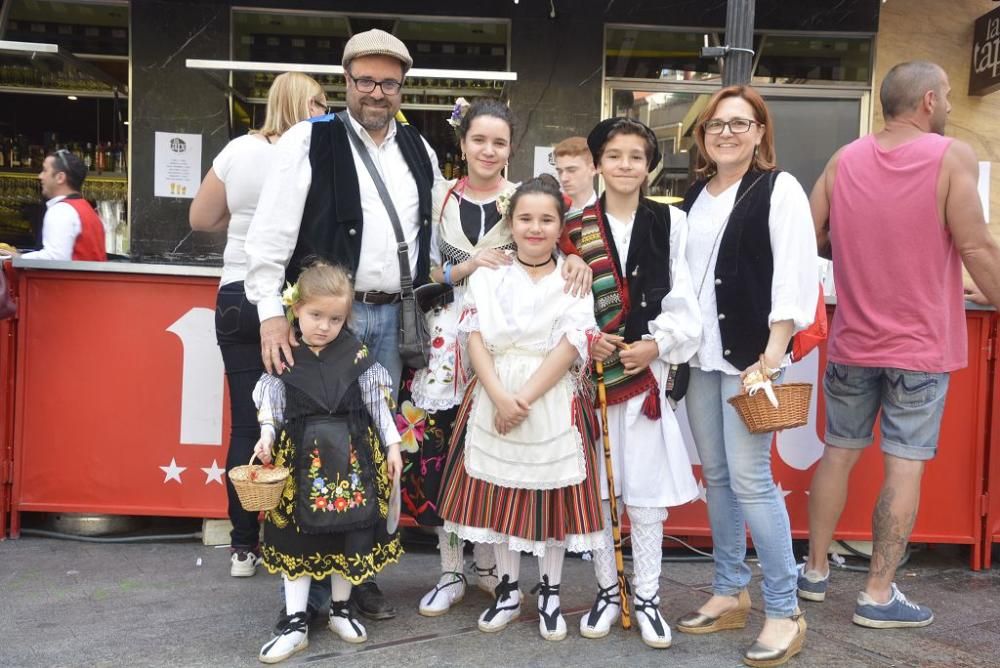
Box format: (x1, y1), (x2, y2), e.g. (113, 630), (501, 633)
(828, 133), (966, 372)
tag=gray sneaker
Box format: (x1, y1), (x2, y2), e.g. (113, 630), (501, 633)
(796, 563), (829, 602)
(852, 583), (933, 629)
(230, 549), (261, 577)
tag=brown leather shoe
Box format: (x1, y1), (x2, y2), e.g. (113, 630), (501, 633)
(677, 589), (751, 634)
(742, 611), (807, 667)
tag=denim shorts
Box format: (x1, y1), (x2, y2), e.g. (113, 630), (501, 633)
(823, 362), (950, 461)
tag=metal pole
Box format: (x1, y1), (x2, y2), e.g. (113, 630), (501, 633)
(723, 0), (756, 86)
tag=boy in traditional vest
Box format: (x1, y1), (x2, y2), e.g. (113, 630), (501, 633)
(560, 118), (701, 649)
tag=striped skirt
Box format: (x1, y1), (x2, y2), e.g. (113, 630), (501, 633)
(438, 380), (607, 557)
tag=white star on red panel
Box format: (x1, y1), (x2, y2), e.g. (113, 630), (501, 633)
(201, 460), (225, 485)
(159, 458), (186, 484)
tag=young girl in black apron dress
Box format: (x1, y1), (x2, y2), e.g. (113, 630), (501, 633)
(251, 261), (403, 663)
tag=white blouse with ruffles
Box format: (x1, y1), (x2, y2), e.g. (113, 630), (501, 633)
(685, 171), (818, 375)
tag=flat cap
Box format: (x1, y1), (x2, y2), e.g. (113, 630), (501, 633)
(342, 29), (413, 73)
(587, 117), (662, 172)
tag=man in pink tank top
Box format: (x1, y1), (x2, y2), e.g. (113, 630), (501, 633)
(798, 61), (1000, 629)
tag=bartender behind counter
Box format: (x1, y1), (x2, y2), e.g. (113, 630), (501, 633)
(18, 149), (106, 261)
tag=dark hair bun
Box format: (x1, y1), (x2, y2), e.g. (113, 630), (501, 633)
(508, 174), (567, 220)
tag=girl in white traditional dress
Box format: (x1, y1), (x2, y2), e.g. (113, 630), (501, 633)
(403, 99), (592, 617)
(562, 117), (702, 649)
(436, 175), (606, 642)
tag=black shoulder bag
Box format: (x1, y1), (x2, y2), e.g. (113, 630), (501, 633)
(338, 112), (430, 370)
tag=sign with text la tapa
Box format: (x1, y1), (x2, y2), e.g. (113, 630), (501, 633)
(970, 5), (1000, 96)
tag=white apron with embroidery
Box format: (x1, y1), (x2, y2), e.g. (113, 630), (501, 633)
(462, 260), (590, 490)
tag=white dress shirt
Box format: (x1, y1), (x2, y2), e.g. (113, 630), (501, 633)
(245, 112), (442, 322)
(21, 196), (81, 261)
(685, 171), (819, 374)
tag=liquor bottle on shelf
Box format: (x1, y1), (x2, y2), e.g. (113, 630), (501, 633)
(84, 142), (94, 169)
(443, 152), (453, 179)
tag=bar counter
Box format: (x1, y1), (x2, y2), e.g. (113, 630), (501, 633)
(7, 257), (227, 535)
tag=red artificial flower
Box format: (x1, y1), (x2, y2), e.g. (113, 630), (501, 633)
(432, 336), (445, 349)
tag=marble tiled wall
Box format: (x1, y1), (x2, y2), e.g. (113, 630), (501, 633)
(129, 1), (230, 262)
(874, 0), (1000, 236)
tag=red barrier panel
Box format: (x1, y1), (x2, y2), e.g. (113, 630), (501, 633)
(984, 315), (1000, 569)
(666, 307), (992, 570)
(0, 261), (17, 539)
(10, 268), (230, 535)
(6, 272), (993, 570)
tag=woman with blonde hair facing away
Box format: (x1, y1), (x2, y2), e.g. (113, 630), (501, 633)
(675, 86), (817, 667)
(190, 71), (328, 579)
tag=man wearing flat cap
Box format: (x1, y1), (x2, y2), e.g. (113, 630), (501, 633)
(245, 28), (442, 624)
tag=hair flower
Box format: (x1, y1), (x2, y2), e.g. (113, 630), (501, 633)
(446, 97), (471, 129)
(281, 281), (300, 323)
(495, 186), (515, 220)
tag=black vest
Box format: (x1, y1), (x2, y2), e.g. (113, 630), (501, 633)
(599, 195), (673, 343)
(288, 114), (434, 285)
(682, 170), (789, 370)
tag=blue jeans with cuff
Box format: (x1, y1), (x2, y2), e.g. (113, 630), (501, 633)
(686, 367), (798, 619)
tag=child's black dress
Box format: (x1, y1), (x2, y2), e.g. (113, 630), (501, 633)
(257, 333), (403, 582)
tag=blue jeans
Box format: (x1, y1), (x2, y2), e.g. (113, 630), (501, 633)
(215, 282), (264, 550)
(350, 301), (403, 404)
(686, 368), (797, 618)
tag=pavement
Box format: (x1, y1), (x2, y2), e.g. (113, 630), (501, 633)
(1, 527), (999, 668)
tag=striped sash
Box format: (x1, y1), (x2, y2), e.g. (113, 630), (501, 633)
(564, 204), (659, 413)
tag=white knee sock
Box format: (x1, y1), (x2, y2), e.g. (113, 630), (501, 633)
(537, 546), (565, 615)
(494, 544), (521, 593)
(330, 573), (352, 603)
(591, 499), (619, 590)
(283, 574), (312, 615)
(472, 541), (496, 570)
(628, 505), (668, 601)
(437, 527), (465, 574)
(537, 546), (565, 586)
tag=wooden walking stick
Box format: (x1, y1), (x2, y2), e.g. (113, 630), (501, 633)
(596, 358), (631, 630)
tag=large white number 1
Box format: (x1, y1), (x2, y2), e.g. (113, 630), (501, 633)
(168, 307), (225, 446)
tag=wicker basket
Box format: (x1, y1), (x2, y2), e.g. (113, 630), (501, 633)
(228, 455), (290, 512)
(728, 383), (813, 434)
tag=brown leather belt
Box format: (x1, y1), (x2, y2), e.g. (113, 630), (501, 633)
(354, 290), (402, 305)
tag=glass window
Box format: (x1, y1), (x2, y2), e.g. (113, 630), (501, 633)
(606, 27), (721, 81)
(4, 0), (129, 56)
(608, 87), (863, 198)
(606, 26), (872, 85)
(753, 35), (872, 85)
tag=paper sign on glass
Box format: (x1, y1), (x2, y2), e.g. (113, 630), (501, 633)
(154, 132), (202, 199)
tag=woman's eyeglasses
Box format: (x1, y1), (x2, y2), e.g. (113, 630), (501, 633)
(702, 118), (760, 135)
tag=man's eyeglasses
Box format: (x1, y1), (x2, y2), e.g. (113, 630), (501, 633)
(347, 72), (402, 96)
(702, 118), (760, 135)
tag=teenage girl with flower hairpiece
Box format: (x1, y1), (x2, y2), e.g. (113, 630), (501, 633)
(251, 260), (403, 664)
(398, 99), (592, 617)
